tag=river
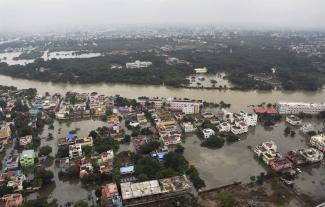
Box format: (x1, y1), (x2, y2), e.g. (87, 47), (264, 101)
(0, 75), (324, 112)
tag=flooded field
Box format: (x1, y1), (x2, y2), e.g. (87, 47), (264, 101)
(185, 73), (232, 88)
(0, 50), (102, 66)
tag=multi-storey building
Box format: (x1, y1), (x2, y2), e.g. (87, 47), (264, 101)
(276, 102), (325, 115)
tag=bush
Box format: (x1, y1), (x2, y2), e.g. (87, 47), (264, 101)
(201, 135), (225, 149)
(39, 145), (52, 157)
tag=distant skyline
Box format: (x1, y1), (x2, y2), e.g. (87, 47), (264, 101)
(1, 0), (325, 32)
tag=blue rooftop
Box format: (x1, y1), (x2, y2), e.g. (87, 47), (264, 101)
(67, 133), (76, 140)
(120, 166), (134, 174)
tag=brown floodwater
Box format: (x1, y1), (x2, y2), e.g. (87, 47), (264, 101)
(0, 74), (324, 112)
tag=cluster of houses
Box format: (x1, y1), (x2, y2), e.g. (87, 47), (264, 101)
(254, 140), (324, 174)
(201, 110), (258, 139)
(55, 93), (114, 120)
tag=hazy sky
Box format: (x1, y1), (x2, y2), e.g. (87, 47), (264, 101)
(1, 0), (325, 31)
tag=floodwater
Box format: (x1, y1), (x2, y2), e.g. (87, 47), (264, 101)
(183, 118), (325, 201)
(0, 74), (324, 203)
(0, 51), (102, 66)
(0, 74), (324, 112)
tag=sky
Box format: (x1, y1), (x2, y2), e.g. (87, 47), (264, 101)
(1, 0), (325, 31)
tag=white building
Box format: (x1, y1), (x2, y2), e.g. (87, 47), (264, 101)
(276, 102), (325, 115)
(182, 122), (196, 133)
(194, 67), (208, 74)
(310, 134), (325, 152)
(231, 122), (248, 135)
(202, 128), (215, 139)
(285, 115), (302, 126)
(126, 60), (152, 69)
(243, 113), (258, 126)
(217, 122), (231, 132)
(69, 143), (82, 159)
(138, 97), (201, 114)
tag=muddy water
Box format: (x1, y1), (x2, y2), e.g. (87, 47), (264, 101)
(0, 75), (324, 112)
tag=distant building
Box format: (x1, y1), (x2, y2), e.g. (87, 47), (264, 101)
(126, 60), (152, 69)
(276, 102), (325, 115)
(194, 67), (208, 74)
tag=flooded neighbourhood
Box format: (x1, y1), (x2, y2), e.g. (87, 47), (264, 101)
(0, 74), (324, 205)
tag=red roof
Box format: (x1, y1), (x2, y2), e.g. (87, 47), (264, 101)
(254, 107), (278, 114)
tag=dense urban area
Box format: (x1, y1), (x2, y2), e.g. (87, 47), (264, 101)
(0, 83), (323, 207)
(0, 27), (325, 207)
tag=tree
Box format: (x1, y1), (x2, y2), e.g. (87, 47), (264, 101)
(123, 135), (131, 143)
(139, 141), (161, 154)
(39, 145), (52, 157)
(201, 135), (225, 149)
(284, 126), (291, 136)
(21, 197), (58, 207)
(164, 152), (189, 173)
(216, 192), (239, 207)
(94, 138), (119, 153)
(82, 145), (93, 157)
(35, 169), (54, 185)
(174, 144), (184, 154)
(186, 166), (205, 190)
(73, 201), (88, 207)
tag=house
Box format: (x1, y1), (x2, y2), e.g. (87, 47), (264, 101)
(161, 134), (181, 146)
(133, 136), (148, 151)
(29, 108), (39, 117)
(269, 157), (293, 172)
(5, 155), (19, 171)
(126, 60), (152, 69)
(310, 134), (325, 152)
(0, 193), (23, 207)
(75, 136), (93, 147)
(101, 183), (122, 207)
(254, 141), (277, 157)
(19, 135), (32, 147)
(202, 128), (215, 139)
(98, 150), (114, 174)
(253, 107), (278, 115)
(285, 115), (302, 126)
(217, 122), (231, 132)
(230, 122), (248, 135)
(120, 166), (135, 175)
(79, 158), (93, 178)
(69, 144), (82, 159)
(0, 126), (11, 145)
(151, 146), (169, 162)
(182, 122), (196, 133)
(194, 67), (208, 74)
(20, 150), (36, 167)
(7, 173), (26, 192)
